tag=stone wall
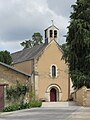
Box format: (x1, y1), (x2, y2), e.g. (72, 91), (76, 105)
(86, 89), (90, 106)
(72, 86), (90, 106)
(0, 63), (31, 86)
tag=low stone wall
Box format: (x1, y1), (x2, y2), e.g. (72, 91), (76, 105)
(86, 89), (90, 106)
(72, 86), (90, 106)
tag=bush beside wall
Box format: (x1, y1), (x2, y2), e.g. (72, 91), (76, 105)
(3, 100), (42, 112)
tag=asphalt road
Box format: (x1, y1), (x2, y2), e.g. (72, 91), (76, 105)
(0, 106), (90, 120)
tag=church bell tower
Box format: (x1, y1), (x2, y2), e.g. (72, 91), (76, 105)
(44, 21), (59, 44)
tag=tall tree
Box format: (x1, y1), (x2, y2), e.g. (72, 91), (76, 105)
(32, 32), (43, 46)
(0, 50), (12, 65)
(65, 0), (90, 89)
(20, 32), (43, 49)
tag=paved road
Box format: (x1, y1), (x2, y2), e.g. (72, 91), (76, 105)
(0, 106), (90, 120)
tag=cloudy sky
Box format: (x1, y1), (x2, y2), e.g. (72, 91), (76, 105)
(0, 0), (76, 53)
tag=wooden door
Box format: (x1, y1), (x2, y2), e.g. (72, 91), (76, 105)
(0, 85), (4, 110)
(50, 88), (56, 102)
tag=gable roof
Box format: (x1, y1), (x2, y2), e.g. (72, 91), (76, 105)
(11, 40), (63, 65)
(11, 44), (47, 64)
(44, 25), (59, 31)
(0, 62), (31, 77)
(43, 39), (64, 54)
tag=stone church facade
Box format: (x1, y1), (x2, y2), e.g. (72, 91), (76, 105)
(0, 23), (70, 110)
(11, 24), (70, 102)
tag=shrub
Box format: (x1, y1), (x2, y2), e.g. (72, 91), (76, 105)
(30, 100), (42, 107)
(3, 100), (42, 112)
(3, 103), (20, 112)
(3, 102), (30, 112)
(6, 81), (29, 103)
(19, 102), (30, 109)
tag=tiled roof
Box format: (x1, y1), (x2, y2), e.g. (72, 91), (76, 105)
(11, 44), (46, 64)
(0, 62), (31, 77)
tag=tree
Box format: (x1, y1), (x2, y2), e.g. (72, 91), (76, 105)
(20, 32), (43, 49)
(0, 50), (12, 65)
(61, 43), (69, 62)
(65, 0), (90, 89)
(32, 32), (43, 46)
(20, 40), (33, 49)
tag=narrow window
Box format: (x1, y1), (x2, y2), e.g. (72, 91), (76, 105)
(50, 30), (53, 37)
(52, 65), (56, 78)
(45, 30), (47, 38)
(54, 30), (57, 38)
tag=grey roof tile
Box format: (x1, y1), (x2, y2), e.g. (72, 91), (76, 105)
(11, 44), (46, 64)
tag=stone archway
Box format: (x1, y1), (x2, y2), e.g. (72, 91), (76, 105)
(46, 84), (62, 102)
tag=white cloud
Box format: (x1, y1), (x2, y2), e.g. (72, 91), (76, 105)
(0, 0), (76, 52)
(0, 40), (23, 53)
(47, 0), (77, 17)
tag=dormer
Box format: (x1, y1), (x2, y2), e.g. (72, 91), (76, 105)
(44, 22), (59, 44)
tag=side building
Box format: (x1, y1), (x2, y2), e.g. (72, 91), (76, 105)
(0, 62), (31, 110)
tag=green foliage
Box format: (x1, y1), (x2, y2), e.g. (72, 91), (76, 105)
(20, 40), (33, 49)
(3, 103), (20, 112)
(5, 81), (42, 112)
(70, 70), (90, 89)
(0, 50), (12, 65)
(3, 102), (30, 112)
(29, 100), (42, 107)
(61, 43), (69, 63)
(6, 81), (29, 103)
(32, 32), (43, 46)
(20, 32), (43, 49)
(64, 0), (90, 89)
(3, 100), (42, 112)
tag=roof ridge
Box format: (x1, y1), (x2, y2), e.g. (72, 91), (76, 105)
(44, 24), (59, 31)
(11, 44), (46, 64)
(11, 44), (44, 55)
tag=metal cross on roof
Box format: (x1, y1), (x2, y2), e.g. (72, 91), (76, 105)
(51, 20), (54, 25)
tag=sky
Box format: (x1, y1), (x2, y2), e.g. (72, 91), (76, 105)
(0, 0), (76, 53)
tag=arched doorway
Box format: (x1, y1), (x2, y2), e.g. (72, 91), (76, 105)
(50, 88), (56, 102)
(46, 84), (62, 102)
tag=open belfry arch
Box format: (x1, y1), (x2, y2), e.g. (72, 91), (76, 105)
(44, 21), (59, 44)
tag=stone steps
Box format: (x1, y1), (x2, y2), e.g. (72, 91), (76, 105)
(42, 101), (77, 107)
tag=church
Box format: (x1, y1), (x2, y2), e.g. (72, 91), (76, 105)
(11, 23), (70, 102)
